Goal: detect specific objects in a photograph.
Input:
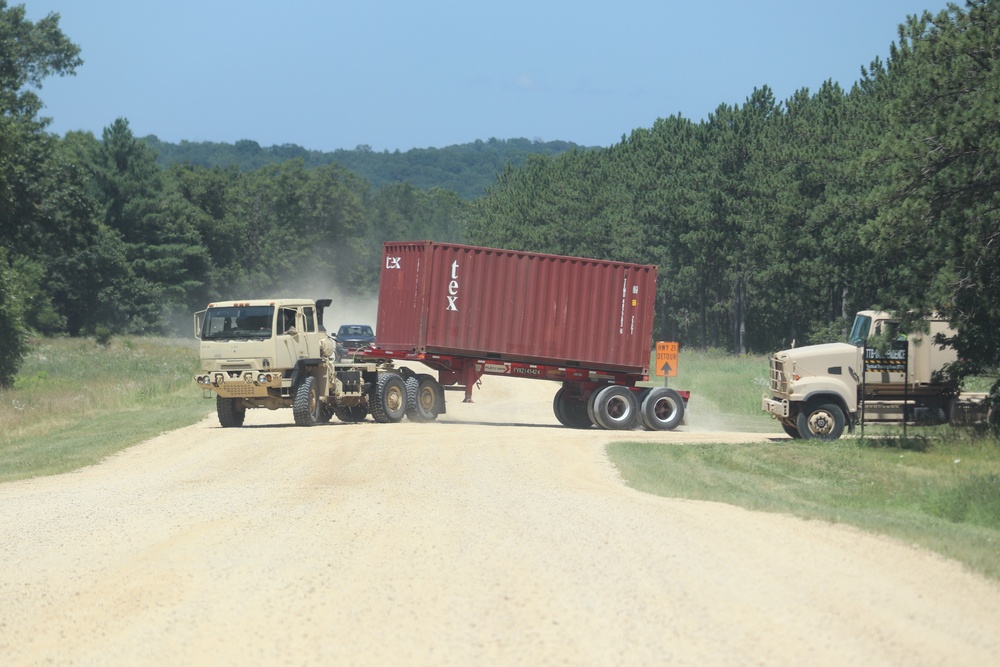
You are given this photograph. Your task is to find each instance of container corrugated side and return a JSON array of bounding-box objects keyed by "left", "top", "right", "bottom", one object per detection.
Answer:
[{"left": 376, "top": 242, "right": 656, "bottom": 373}]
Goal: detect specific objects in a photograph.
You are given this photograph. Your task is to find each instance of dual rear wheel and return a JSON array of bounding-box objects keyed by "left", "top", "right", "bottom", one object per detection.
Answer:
[{"left": 554, "top": 385, "right": 685, "bottom": 431}]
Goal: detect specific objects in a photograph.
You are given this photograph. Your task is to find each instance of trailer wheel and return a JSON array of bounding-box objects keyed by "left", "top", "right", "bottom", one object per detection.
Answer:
[
  {"left": 796, "top": 401, "right": 845, "bottom": 440},
  {"left": 371, "top": 373, "right": 407, "bottom": 423},
  {"left": 293, "top": 375, "right": 322, "bottom": 426},
  {"left": 593, "top": 385, "right": 640, "bottom": 430},
  {"left": 553, "top": 387, "right": 593, "bottom": 429},
  {"left": 406, "top": 374, "right": 442, "bottom": 422},
  {"left": 217, "top": 395, "right": 246, "bottom": 428},
  {"left": 334, "top": 404, "right": 368, "bottom": 423},
  {"left": 639, "top": 387, "right": 685, "bottom": 431},
  {"left": 586, "top": 388, "right": 603, "bottom": 427}
]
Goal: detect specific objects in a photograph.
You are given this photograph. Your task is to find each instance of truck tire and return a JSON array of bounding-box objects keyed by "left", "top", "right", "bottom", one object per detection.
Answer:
[
  {"left": 796, "top": 401, "right": 845, "bottom": 440},
  {"left": 371, "top": 373, "right": 407, "bottom": 423},
  {"left": 334, "top": 404, "right": 368, "bottom": 423},
  {"left": 780, "top": 421, "right": 802, "bottom": 439},
  {"left": 319, "top": 404, "right": 334, "bottom": 423},
  {"left": 293, "top": 375, "right": 322, "bottom": 426},
  {"left": 553, "top": 387, "right": 593, "bottom": 429},
  {"left": 217, "top": 395, "right": 246, "bottom": 428},
  {"left": 405, "top": 374, "right": 442, "bottom": 422},
  {"left": 593, "top": 385, "right": 640, "bottom": 430},
  {"left": 639, "top": 387, "right": 685, "bottom": 431}
]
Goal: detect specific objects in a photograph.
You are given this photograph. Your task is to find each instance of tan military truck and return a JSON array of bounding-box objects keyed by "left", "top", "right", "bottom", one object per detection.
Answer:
[
  {"left": 762, "top": 310, "right": 995, "bottom": 439},
  {"left": 194, "top": 298, "right": 417, "bottom": 427}
]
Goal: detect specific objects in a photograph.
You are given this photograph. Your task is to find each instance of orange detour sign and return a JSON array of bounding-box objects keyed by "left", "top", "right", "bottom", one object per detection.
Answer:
[{"left": 655, "top": 341, "right": 678, "bottom": 378}]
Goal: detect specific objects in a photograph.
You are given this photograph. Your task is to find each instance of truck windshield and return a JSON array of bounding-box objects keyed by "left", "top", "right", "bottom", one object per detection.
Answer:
[
  {"left": 848, "top": 315, "right": 872, "bottom": 347},
  {"left": 201, "top": 306, "right": 274, "bottom": 340}
]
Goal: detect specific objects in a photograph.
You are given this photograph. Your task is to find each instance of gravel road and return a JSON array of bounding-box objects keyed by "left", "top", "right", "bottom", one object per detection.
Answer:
[{"left": 2, "top": 375, "right": 999, "bottom": 666}]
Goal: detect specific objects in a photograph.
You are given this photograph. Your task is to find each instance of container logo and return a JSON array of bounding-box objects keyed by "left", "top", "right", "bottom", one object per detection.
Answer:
[
  {"left": 386, "top": 256, "right": 401, "bottom": 269},
  {"left": 446, "top": 260, "right": 460, "bottom": 311}
]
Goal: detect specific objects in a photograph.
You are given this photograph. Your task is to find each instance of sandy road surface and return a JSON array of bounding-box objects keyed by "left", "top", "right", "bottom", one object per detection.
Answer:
[{"left": 2, "top": 377, "right": 999, "bottom": 666}]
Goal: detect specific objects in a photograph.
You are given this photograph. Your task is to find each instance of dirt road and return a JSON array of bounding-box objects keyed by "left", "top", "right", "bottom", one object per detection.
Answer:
[{"left": 2, "top": 376, "right": 999, "bottom": 666}]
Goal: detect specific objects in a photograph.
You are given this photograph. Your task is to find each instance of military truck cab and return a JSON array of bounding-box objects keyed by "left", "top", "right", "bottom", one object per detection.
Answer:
[{"left": 762, "top": 310, "right": 992, "bottom": 439}]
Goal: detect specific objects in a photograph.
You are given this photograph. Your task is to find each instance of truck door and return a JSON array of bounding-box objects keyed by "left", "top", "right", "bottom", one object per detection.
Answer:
[{"left": 278, "top": 306, "right": 318, "bottom": 360}]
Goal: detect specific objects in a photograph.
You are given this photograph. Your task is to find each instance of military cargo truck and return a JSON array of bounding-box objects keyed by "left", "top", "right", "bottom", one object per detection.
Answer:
[
  {"left": 194, "top": 298, "right": 411, "bottom": 427},
  {"left": 762, "top": 310, "right": 996, "bottom": 439}
]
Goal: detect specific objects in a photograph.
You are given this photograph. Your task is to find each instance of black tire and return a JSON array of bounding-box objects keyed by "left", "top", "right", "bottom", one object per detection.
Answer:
[
  {"left": 371, "top": 373, "right": 407, "bottom": 423},
  {"left": 553, "top": 387, "right": 593, "bottom": 429},
  {"left": 293, "top": 375, "right": 322, "bottom": 426},
  {"left": 553, "top": 387, "right": 569, "bottom": 426},
  {"left": 780, "top": 421, "right": 801, "bottom": 438},
  {"left": 319, "top": 403, "right": 334, "bottom": 423},
  {"left": 406, "top": 374, "right": 442, "bottom": 422},
  {"left": 216, "top": 395, "right": 246, "bottom": 428},
  {"left": 639, "top": 387, "right": 685, "bottom": 431},
  {"left": 593, "top": 385, "right": 640, "bottom": 430},
  {"left": 796, "top": 401, "right": 845, "bottom": 440},
  {"left": 587, "top": 387, "right": 604, "bottom": 427},
  {"left": 334, "top": 404, "right": 368, "bottom": 422}
]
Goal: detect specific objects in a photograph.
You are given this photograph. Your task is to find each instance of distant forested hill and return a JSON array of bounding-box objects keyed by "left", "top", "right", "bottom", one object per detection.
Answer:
[{"left": 143, "top": 136, "right": 589, "bottom": 200}]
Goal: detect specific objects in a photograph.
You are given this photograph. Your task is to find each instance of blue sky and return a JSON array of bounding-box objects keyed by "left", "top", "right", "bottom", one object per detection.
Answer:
[{"left": 26, "top": 0, "right": 945, "bottom": 152}]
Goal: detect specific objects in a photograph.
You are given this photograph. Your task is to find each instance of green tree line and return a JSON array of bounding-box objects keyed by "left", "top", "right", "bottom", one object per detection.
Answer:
[
  {"left": 1, "top": 1, "right": 998, "bottom": 397},
  {"left": 145, "top": 136, "right": 584, "bottom": 200}
]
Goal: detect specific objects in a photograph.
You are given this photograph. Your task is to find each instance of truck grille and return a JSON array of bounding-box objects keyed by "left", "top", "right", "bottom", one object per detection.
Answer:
[
  {"left": 224, "top": 383, "right": 260, "bottom": 397},
  {"left": 769, "top": 358, "right": 788, "bottom": 393}
]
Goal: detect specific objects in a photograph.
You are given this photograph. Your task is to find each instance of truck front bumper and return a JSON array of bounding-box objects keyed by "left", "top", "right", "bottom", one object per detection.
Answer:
[
  {"left": 195, "top": 370, "right": 283, "bottom": 399},
  {"left": 762, "top": 394, "right": 790, "bottom": 418}
]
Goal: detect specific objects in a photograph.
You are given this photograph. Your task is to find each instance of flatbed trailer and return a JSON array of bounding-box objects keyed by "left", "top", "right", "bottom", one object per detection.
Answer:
[{"left": 361, "top": 241, "right": 690, "bottom": 430}]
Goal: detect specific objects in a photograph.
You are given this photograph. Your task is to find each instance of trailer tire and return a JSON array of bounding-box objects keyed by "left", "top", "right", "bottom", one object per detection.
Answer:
[
  {"left": 334, "top": 404, "right": 368, "bottom": 423},
  {"left": 796, "top": 401, "right": 845, "bottom": 440},
  {"left": 553, "top": 387, "right": 593, "bottom": 429},
  {"left": 293, "top": 375, "right": 322, "bottom": 426},
  {"left": 586, "top": 388, "right": 603, "bottom": 427},
  {"left": 639, "top": 387, "right": 685, "bottom": 431},
  {"left": 406, "top": 374, "right": 441, "bottom": 422},
  {"left": 371, "top": 373, "right": 407, "bottom": 423},
  {"left": 217, "top": 395, "right": 246, "bottom": 428},
  {"left": 593, "top": 385, "right": 640, "bottom": 430}
]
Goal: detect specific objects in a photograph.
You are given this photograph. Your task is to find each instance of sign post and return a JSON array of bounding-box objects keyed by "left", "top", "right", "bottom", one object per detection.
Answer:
[
  {"left": 862, "top": 339, "right": 909, "bottom": 439},
  {"left": 655, "top": 341, "right": 678, "bottom": 387}
]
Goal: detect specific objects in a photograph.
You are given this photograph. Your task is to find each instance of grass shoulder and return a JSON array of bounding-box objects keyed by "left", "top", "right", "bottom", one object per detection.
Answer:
[
  {"left": 613, "top": 348, "right": 1000, "bottom": 581},
  {"left": 0, "top": 336, "right": 212, "bottom": 482}
]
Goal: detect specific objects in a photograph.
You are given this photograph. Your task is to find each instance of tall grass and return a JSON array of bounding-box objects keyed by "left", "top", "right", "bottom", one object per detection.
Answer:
[
  {"left": 0, "top": 336, "right": 211, "bottom": 482},
  {"left": 616, "top": 348, "right": 1000, "bottom": 580}
]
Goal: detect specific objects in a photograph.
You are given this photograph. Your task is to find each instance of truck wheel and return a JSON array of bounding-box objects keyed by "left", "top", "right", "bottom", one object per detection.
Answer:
[
  {"left": 293, "top": 375, "right": 322, "bottom": 426},
  {"left": 406, "top": 374, "right": 442, "bottom": 422},
  {"left": 217, "top": 395, "right": 246, "bottom": 428},
  {"left": 319, "top": 404, "right": 334, "bottom": 423},
  {"left": 371, "top": 373, "right": 407, "bottom": 423},
  {"left": 553, "top": 387, "right": 593, "bottom": 429},
  {"left": 796, "top": 402, "right": 845, "bottom": 440},
  {"left": 640, "top": 387, "right": 684, "bottom": 431},
  {"left": 334, "top": 405, "right": 368, "bottom": 423},
  {"left": 593, "top": 385, "right": 640, "bottom": 430}
]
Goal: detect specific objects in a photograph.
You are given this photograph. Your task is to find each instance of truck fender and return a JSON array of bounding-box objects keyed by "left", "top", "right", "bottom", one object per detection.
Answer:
[
  {"left": 798, "top": 391, "right": 851, "bottom": 419},
  {"left": 792, "top": 377, "right": 857, "bottom": 413},
  {"left": 289, "top": 358, "right": 324, "bottom": 393}
]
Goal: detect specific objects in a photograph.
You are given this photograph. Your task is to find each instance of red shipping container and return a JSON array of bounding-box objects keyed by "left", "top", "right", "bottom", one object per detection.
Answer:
[{"left": 375, "top": 242, "right": 657, "bottom": 374}]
